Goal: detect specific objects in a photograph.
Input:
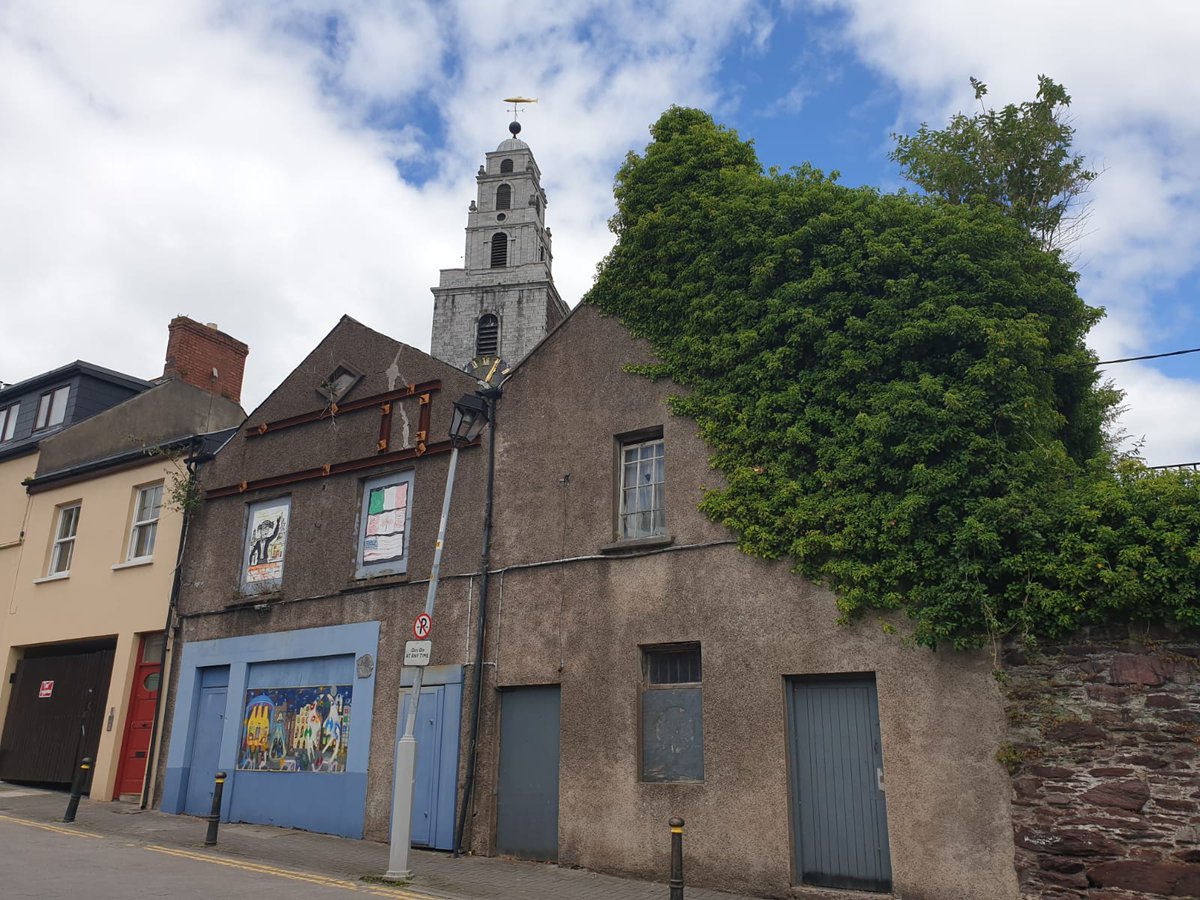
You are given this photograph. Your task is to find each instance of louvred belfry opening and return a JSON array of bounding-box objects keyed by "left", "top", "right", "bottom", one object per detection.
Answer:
[
  {"left": 496, "top": 184, "right": 512, "bottom": 210},
  {"left": 476, "top": 314, "right": 499, "bottom": 356},
  {"left": 490, "top": 233, "right": 508, "bottom": 267}
]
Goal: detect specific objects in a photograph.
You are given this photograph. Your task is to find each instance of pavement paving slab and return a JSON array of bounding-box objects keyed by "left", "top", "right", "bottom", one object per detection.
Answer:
[{"left": 0, "top": 783, "right": 773, "bottom": 900}]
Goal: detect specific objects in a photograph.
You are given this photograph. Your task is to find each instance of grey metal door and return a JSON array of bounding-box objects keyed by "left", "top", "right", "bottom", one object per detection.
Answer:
[
  {"left": 495, "top": 685, "right": 560, "bottom": 861},
  {"left": 787, "top": 674, "right": 891, "bottom": 892}
]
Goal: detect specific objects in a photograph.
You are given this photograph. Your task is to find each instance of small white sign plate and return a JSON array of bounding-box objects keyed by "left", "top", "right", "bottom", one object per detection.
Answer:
[{"left": 404, "top": 640, "right": 432, "bottom": 667}]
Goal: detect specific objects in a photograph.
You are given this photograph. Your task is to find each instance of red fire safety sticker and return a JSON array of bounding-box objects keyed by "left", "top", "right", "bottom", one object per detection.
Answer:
[{"left": 38, "top": 680, "right": 54, "bottom": 698}]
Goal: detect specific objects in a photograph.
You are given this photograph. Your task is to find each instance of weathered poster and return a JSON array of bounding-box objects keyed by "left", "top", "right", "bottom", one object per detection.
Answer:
[
  {"left": 363, "top": 481, "right": 408, "bottom": 564},
  {"left": 239, "top": 684, "right": 352, "bottom": 773},
  {"left": 245, "top": 503, "right": 288, "bottom": 584}
]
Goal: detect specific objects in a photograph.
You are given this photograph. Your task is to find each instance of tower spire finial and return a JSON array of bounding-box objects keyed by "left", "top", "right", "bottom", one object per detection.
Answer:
[{"left": 504, "top": 96, "right": 537, "bottom": 137}]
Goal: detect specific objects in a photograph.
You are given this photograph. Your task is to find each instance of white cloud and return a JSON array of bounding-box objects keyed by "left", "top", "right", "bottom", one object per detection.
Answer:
[
  {"left": 0, "top": 0, "right": 763, "bottom": 414},
  {"left": 807, "top": 0, "right": 1200, "bottom": 463}
]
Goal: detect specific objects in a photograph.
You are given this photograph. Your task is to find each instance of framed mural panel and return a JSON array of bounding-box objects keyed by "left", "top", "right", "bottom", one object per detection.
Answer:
[
  {"left": 242, "top": 496, "right": 291, "bottom": 591},
  {"left": 238, "top": 684, "right": 352, "bottom": 773},
  {"left": 355, "top": 470, "right": 415, "bottom": 578}
]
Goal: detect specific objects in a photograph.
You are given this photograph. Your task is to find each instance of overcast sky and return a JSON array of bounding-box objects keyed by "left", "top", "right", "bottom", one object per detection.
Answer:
[{"left": 3, "top": 1, "right": 1199, "bottom": 464}]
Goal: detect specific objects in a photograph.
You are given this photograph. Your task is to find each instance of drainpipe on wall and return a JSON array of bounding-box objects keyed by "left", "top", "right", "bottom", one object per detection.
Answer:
[
  {"left": 453, "top": 390, "right": 499, "bottom": 856},
  {"left": 139, "top": 437, "right": 200, "bottom": 809}
]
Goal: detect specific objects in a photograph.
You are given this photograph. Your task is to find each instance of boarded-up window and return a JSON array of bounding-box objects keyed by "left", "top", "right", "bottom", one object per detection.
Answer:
[
  {"left": 496, "top": 183, "right": 512, "bottom": 210},
  {"left": 641, "top": 644, "right": 703, "bottom": 782},
  {"left": 500, "top": 158, "right": 514, "bottom": 173},
  {"left": 476, "top": 314, "right": 499, "bottom": 357},
  {"left": 490, "top": 233, "right": 507, "bottom": 268},
  {"left": 356, "top": 471, "right": 414, "bottom": 578},
  {"left": 242, "top": 497, "right": 290, "bottom": 591}
]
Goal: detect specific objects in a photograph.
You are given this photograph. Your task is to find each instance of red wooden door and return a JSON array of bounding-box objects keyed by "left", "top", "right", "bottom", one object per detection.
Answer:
[{"left": 115, "top": 636, "right": 162, "bottom": 798}]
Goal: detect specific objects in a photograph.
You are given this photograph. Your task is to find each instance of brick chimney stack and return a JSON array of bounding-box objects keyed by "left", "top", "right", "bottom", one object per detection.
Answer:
[{"left": 161, "top": 317, "right": 249, "bottom": 403}]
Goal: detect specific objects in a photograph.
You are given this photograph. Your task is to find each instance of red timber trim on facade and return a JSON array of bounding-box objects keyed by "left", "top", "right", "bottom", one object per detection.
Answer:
[
  {"left": 204, "top": 437, "right": 478, "bottom": 498},
  {"left": 242, "top": 380, "right": 442, "bottom": 441},
  {"left": 207, "top": 379, "right": 466, "bottom": 499}
]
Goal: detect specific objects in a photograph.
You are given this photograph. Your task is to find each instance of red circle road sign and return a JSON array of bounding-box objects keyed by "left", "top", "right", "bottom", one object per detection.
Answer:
[{"left": 413, "top": 612, "right": 432, "bottom": 640}]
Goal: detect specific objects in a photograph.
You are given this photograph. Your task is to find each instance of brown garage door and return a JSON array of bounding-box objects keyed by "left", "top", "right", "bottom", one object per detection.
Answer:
[{"left": 0, "top": 647, "right": 115, "bottom": 785}]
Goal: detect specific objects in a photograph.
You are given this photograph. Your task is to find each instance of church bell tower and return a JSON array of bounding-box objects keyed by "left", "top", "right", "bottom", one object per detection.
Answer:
[{"left": 430, "top": 119, "right": 568, "bottom": 370}]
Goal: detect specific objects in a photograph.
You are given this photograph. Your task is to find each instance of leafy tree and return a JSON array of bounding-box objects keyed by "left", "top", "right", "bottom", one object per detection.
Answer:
[
  {"left": 890, "top": 77, "right": 1095, "bottom": 253},
  {"left": 589, "top": 107, "right": 1199, "bottom": 649}
]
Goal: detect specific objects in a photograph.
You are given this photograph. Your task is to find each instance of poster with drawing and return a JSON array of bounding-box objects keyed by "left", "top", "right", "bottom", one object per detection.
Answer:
[
  {"left": 362, "top": 481, "right": 408, "bottom": 565},
  {"left": 245, "top": 501, "right": 289, "bottom": 584},
  {"left": 238, "top": 684, "right": 352, "bottom": 773}
]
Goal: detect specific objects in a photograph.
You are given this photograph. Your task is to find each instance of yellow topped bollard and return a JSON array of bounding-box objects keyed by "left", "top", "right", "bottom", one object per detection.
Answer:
[{"left": 669, "top": 817, "right": 685, "bottom": 899}]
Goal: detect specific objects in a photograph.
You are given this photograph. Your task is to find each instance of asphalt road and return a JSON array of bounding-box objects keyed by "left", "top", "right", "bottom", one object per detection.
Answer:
[{"left": 0, "top": 816, "right": 432, "bottom": 900}]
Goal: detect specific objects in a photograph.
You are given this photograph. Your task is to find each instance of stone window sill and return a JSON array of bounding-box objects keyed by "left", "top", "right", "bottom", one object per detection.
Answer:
[
  {"left": 112, "top": 557, "right": 153, "bottom": 571},
  {"left": 33, "top": 572, "right": 70, "bottom": 584},
  {"left": 599, "top": 534, "right": 674, "bottom": 554}
]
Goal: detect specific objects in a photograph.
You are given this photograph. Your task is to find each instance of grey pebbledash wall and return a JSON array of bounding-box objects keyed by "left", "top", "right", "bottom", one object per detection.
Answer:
[{"left": 1001, "top": 628, "right": 1200, "bottom": 898}]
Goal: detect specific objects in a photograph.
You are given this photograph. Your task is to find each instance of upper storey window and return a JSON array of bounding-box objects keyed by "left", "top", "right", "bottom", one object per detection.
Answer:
[
  {"left": 476, "top": 314, "right": 499, "bottom": 356},
  {"left": 620, "top": 435, "right": 666, "bottom": 540},
  {"left": 500, "top": 158, "right": 514, "bottom": 173},
  {"left": 34, "top": 385, "right": 69, "bottom": 431},
  {"left": 496, "top": 183, "right": 512, "bottom": 210},
  {"left": 0, "top": 403, "right": 18, "bottom": 442},
  {"left": 490, "top": 233, "right": 508, "bottom": 268}
]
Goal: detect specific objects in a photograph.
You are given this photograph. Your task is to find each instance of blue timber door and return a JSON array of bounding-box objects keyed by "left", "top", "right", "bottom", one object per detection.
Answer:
[
  {"left": 787, "top": 674, "right": 892, "bottom": 892},
  {"left": 183, "top": 666, "right": 229, "bottom": 816},
  {"left": 495, "top": 685, "right": 560, "bottom": 861},
  {"left": 399, "top": 675, "right": 463, "bottom": 850}
]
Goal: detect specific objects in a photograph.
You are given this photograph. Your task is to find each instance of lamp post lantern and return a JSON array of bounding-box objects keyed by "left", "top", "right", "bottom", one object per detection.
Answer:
[{"left": 386, "top": 393, "right": 490, "bottom": 880}]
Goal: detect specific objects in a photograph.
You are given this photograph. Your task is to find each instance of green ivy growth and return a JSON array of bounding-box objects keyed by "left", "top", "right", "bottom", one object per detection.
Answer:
[{"left": 587, "top": 107, "right": 1200, "bottom": 649}]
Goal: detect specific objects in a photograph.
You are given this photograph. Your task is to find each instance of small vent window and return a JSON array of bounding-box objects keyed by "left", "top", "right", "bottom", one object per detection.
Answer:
[
  {"left": 490, "top": 233, "right": 507, "bottom": 268},
  {"left": 319, "top": 364, "right": 361, "bottom": 403},
  {"left": 496, "top": 183, "right": 511, "bottom": 210},
  {"left": 500, "top": 158, "right": 514, "bottom": 173},
  {"left": 476, "top": 314, "right": 499, "bottom": 357}
]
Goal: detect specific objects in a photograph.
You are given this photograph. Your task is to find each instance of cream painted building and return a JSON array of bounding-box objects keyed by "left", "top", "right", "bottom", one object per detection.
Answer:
[{"left": 0, "top": 320, "right": 246, "bottom": 801}]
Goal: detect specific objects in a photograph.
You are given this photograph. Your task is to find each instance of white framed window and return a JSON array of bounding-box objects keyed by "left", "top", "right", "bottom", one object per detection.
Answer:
[
  {"left": 34, "top": 386, "right": 69, "bottom": 431},
  {"left": 0, "top": 403, "right": 18, "bottom": 442},
  {"left": 49, "top": 503, "right": 81, "bottom": 576},
  {"left": 127, "top": 483, "right": 163, "bottom": 561},
  {"left": 242, "top": 497, "right": 291, "bottom": 591},
  {"left": 356, "top": 471, "right": 414, "bottom": 578},
  {"left": 619, "top": 435, "right": 666, "bottom": 540}
]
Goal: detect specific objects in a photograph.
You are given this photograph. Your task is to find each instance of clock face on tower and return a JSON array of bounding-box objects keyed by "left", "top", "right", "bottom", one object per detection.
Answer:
[{"left": 465, "top": 355, "right": 511, "bottom": 389}]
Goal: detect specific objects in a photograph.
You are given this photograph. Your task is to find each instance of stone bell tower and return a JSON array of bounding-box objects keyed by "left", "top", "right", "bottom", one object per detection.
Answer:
[{"left": 430, "top": 120, "right": 568, "bottom": 370}]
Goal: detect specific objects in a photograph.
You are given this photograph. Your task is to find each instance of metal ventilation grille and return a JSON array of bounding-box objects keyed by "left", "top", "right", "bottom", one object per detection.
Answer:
[
  {"left": 476, "top": 315, "right": 499, "bottom": 356},
  {"left": 496, "top": 183, "right": 511, "bottom": 209},
  {"left": 490, "top": 233, "right": 507, "bottom": 267}
]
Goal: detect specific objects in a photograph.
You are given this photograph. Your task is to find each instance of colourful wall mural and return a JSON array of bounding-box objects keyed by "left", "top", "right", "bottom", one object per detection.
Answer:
[{"left": 238, "top": 684, "right": 351, "bottom": 773}]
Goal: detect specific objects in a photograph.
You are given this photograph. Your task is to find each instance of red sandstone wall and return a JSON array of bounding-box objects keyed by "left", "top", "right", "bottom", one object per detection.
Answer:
[{"left": 1003, "top": 632, "right": 1200, "bottom": 898}]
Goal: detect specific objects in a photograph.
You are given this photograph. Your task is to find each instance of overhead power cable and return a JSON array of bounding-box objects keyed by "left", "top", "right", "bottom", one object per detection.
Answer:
[{"left": 1093, "top": 347, "right": 1200, "bottom": 366}]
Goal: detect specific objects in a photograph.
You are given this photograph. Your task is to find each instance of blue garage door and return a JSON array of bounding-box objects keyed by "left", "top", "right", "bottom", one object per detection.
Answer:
[{"left": 399, "top": 671, "right": 463, "bottom": 850}]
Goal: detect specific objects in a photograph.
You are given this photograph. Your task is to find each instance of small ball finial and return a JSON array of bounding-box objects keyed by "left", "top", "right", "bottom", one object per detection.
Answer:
[{"left": 509, "top": 120, "right": 522, "bottom": 137}]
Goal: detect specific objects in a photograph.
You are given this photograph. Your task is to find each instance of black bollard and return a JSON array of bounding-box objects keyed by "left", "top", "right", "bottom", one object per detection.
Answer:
[
  {"left": 204, "top": 771, "right": 227, "bottom": 846},
  {"left": 669, "top": 817, "right": 685, "bottom": 900},
  {"left": 63, "top": 757, "right": 92, "bottom": 823}
]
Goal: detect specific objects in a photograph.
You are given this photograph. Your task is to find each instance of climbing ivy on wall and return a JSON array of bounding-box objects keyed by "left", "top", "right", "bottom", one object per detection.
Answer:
[{"left": 588, "top": 107, "right": 1200, "bottom": 649}]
